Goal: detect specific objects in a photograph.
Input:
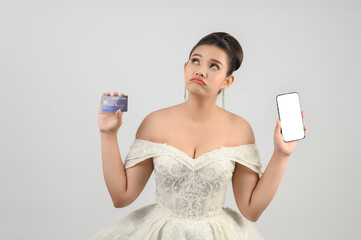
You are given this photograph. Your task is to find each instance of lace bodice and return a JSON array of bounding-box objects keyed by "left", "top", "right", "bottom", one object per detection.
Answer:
[{"left": 124, "top": 139, "right": 264, "bottom": 221}]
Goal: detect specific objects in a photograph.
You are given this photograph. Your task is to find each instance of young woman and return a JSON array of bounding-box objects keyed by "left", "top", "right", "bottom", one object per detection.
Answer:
[{"left": 92, "top": 32, "right": 307, "bottom": 239}]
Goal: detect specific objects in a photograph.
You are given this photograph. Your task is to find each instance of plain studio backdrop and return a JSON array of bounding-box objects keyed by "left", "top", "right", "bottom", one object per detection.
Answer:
[{"left": 1, "top": 0, "right": 360, "bottom": 239}]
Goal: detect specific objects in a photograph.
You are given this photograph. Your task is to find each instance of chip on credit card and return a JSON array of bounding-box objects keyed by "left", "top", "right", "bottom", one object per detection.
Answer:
[{"left": 102, "top": 95, "right": 128, "bottom": 112}]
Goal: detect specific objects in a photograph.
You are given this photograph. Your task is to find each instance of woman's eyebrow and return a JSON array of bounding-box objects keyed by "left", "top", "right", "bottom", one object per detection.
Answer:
[{"left": 191, "top": 53, "right": 223, "bottom": 66}]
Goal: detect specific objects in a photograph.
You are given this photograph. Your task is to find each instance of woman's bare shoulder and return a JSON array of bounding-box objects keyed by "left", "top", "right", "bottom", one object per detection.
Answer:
[
  {"left": 135, "top": 104, "right": 180, "bottom": 141},
  {"left": 224, "top": 111, "right": 256, "bottom": 145},
  {"left": 149, "top": 104, "right": 184, "bottom": 121},
  {"left": 226, "top": 111, "right": 248, "bottom": 124}
]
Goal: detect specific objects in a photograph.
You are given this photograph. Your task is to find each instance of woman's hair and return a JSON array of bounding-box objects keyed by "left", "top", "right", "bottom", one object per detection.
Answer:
[{"left": 188, "top": 32, "right": 243, "bottom": 95}]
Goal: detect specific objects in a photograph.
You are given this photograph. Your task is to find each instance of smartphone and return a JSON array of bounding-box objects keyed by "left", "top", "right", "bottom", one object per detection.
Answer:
[{"left": 276, "top": 92, "right": 305, "bottom": 142}]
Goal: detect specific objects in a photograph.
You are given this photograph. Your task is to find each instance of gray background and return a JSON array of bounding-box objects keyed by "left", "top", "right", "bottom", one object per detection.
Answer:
[{"left": 1, "top": 0, "right": 360, "bottom": 239}]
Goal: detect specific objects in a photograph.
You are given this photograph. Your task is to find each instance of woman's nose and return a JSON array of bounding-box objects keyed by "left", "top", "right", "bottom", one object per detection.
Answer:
[{"left": 196, "top": 68, "right": 206, "bottom": 78}]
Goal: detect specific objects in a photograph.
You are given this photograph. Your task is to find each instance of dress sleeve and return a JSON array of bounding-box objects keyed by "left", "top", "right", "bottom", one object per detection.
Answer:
[
  {"left": 124, "top": 139, "right": 160, "bottom": 169},
  {"left": 227, "top": 144, "right": 264, "bottom": 175}
]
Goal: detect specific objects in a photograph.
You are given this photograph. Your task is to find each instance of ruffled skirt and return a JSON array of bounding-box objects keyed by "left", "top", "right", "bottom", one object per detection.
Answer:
[{"left": 91, "top": 203, "right": 264, "bottom": 240}]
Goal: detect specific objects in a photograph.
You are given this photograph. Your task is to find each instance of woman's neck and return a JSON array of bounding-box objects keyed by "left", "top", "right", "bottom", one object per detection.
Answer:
[{"left": 182, "top": 94, "right": 223, "bottom": 123}]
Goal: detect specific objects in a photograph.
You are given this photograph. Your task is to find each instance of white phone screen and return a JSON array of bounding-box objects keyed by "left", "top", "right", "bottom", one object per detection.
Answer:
[{"left": 276, "top": 92, "right": 305, "bottom": 142}]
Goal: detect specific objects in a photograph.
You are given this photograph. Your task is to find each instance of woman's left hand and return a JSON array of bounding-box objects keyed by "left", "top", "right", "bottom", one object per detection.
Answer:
[{"left": 273, "top": 111, "right": 307, "bottom": 157}]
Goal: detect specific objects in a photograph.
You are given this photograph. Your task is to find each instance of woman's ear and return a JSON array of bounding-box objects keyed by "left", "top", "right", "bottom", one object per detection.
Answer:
[
  {"left": 226, "top": 75, "right": 234, "bottom": 87},
  {"left": 224, "top": 75, "right": 234, "bottom": 89}
]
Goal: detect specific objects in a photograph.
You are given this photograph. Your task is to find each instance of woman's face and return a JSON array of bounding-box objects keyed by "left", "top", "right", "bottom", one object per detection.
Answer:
[{"left": 184, "top": 44, "right": 234, "bottom": 96}]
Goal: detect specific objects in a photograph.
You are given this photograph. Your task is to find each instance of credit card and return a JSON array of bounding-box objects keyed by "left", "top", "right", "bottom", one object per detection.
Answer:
[{"left": 102, "top": 95, "right": 128, "bottom": 112}]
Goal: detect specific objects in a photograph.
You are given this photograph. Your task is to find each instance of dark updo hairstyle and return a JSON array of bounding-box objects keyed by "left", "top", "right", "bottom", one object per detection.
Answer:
[{"left": 188, "top": 32, "right": 243, "bottom": 95}]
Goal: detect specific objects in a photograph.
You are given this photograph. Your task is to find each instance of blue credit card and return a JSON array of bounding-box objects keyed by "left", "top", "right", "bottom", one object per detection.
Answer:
[{"left": 102, "top": 95, "right": 128, "bottom": 112}]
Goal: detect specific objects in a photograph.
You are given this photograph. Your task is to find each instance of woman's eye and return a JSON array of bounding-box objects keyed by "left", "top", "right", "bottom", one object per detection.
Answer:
[
  {"left": 191, "top": 58, "right": 219, "bottom": 70},
  {"left": 210, "top": 64, "right": 219, "bottom": 70}
]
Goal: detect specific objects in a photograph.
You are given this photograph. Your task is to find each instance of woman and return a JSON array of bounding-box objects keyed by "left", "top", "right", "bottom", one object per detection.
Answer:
[{"left": 93, "top": 32, "right": 307, "bottom": 239}]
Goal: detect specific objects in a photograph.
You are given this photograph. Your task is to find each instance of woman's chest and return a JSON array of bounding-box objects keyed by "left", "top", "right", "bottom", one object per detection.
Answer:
[
  {"left": 155, "top": 117, "right": 239, "bottom": 160},
  {"left": 167, "top": 134, "right": 228, "bottom": 159}
]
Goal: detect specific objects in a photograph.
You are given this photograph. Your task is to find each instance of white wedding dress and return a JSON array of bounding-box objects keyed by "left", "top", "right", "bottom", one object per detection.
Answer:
[{"left": 91, "top": 138, "right": 265, "bottom": 240}]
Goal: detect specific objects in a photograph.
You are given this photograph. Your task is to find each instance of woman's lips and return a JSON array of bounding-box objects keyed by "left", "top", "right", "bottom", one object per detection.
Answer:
[{"left": 191, "top": 78, "right": 205, "bottom": 85}]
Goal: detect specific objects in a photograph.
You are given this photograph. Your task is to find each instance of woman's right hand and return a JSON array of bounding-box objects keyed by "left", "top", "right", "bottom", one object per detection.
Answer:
[{"left": 98, "top": 92, "right": 125, "bottom": 135}]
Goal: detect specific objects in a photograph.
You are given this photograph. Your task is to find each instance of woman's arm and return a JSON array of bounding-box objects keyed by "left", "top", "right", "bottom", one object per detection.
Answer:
[
  {"left": 232, "top": 126, "right": 289, "bottom": 222},
  {"left": 233, "top": 111, "right": 306, "bottom": 222},
  {"left": 250, "top": 151, "right": 289, "bottom": 220},
  {"left": 100, "top": 133, "right": 128, "bottom": 207},
  {"left": 99, "top": 107, "right": 156, "bottom": 208},
  {"left": 98, "top": 92, "right": 156, "bottom": 208},
  {"left": 100, "top": 132, "right": 154, "bottom": 208}
]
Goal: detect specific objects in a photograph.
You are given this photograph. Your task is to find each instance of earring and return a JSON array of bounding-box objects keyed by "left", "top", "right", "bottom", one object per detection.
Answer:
[
  {"left": 222, "top": 87, "right": 225, "bottom": 110},
  {"left": 184, "top": 85, "right": 187, "bottom": 101}
]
